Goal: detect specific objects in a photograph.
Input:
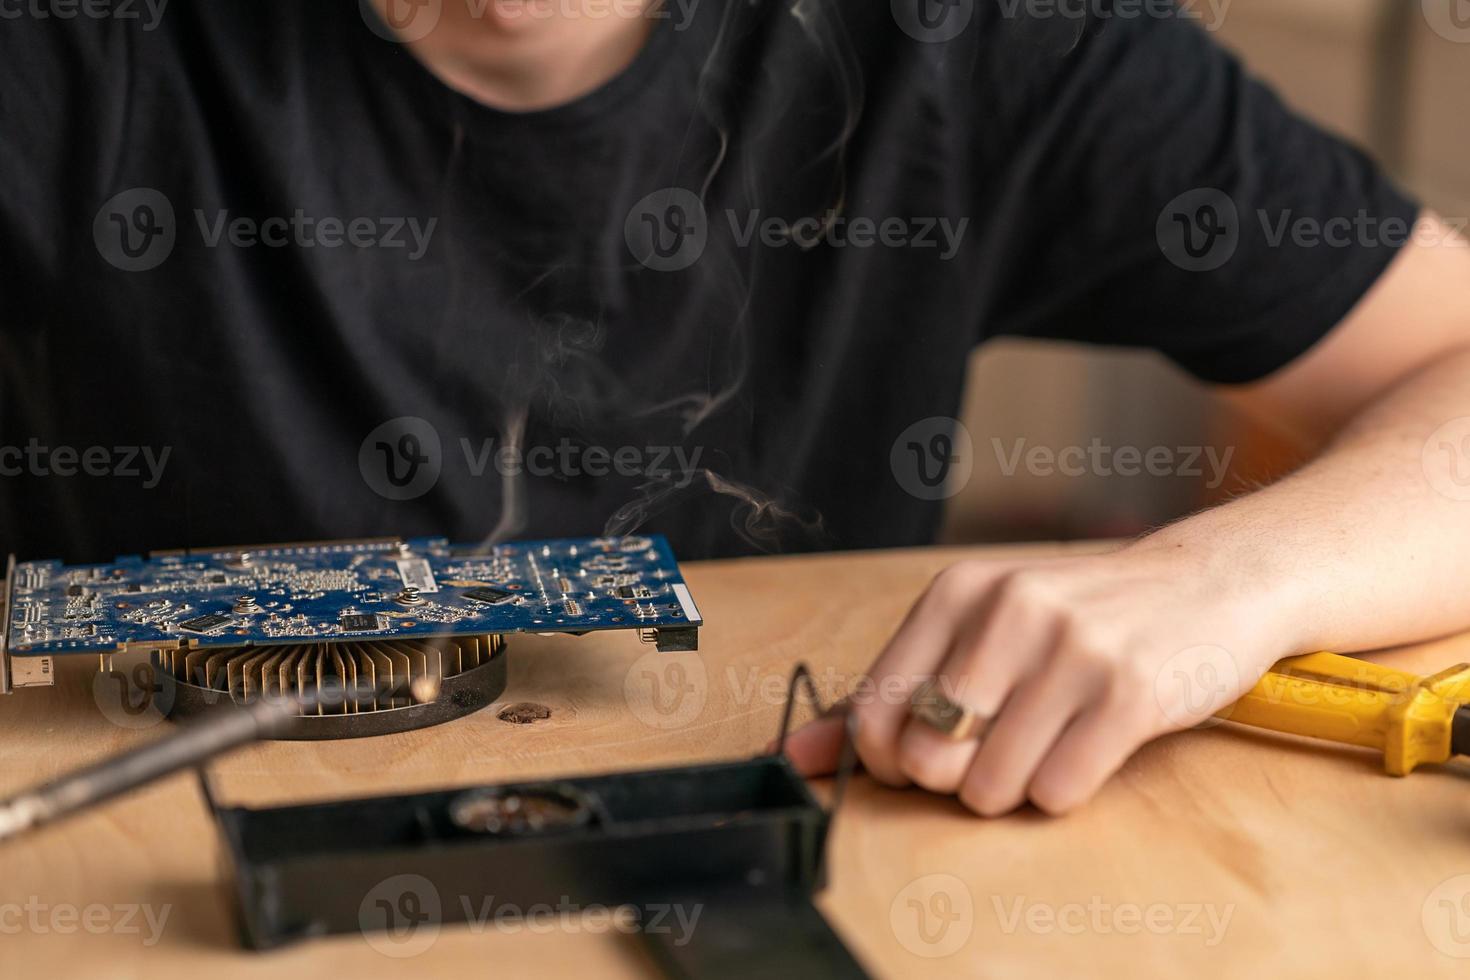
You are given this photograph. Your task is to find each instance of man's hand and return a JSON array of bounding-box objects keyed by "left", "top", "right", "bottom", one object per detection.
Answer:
[
  {"left": 784, "top": 542, "right": 1299, "bottom": 816},
  {"left": 789, "top": 215, "right": 1470, "bottom": 817}
]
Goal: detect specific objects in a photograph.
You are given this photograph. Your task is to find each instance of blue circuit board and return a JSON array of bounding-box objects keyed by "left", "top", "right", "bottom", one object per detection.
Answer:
[{"left": 3, "top": 535, "right": 701, "bottom": 658}]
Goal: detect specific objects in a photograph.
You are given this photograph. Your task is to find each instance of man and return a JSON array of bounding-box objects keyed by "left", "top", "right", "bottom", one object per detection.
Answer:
[{"left": 3, "top": 1, "right": 1469, "bottom": 816}]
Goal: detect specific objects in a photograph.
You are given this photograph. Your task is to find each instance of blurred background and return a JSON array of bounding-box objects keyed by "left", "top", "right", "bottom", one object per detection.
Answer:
[{"left": 942, "top": 0, "right": 1470, "bottom": 544}]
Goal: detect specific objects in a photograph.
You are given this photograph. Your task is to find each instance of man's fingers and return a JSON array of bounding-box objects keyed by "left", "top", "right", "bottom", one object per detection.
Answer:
[
  {"left": 851, "top": 562, "right": 1010, "bottom": 786},
  {"left": 895, "top": 717, "right": 980, "bottom": 794},
  {"left": 959, "top": 660, "right": 1096, "bottom": 817},
  {"left": 782, "top": 712, "right": 849, "bottom": 777},
  {"left": 893, "top": 592, "right": 1048, "bottom": 793},
  {"left": 1025, "top": 702, "right": 1158, "bottom": 815}
]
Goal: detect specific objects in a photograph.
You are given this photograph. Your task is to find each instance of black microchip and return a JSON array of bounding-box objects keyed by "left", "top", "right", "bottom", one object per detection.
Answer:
[
  {"left": 338, "top": 613, "right": 382, "bottom": 633},
  {"left": 177, "top": 612, "right": 232, "bottom": 635},
  {"left": 616, "top": 586, "right": 635, "bottom": 599},
  {"left": 463, "top": 586, "right": 517, "bottom": 605}
]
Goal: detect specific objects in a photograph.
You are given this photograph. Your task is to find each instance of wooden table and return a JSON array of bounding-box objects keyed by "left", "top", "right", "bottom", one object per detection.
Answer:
[{"left": 5, "top": 542, "right": 1470, "bottom": 978}]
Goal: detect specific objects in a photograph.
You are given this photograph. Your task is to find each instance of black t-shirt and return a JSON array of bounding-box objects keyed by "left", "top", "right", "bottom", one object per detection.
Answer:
[{"left": 0, "top": 1, "right": 1417, "bottom": 562}]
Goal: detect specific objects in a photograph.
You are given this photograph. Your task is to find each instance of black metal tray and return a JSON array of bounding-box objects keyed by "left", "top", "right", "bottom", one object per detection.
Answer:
[{"left": 203, "top": 666, "right": 869, "bottom": 979}]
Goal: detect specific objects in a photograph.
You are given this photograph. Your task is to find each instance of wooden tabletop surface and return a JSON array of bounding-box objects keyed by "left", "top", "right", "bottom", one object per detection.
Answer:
[{"left": 5, "top": 541, "right": 1470, "bottom": 978}]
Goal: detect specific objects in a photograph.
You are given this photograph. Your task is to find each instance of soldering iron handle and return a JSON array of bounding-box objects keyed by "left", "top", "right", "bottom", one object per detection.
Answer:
[
  {"left": 0, "top": 678, "right": 423, "bottom": 844},
  {"left": 0, "top": 692, "right": 297, "bottom": 843}
]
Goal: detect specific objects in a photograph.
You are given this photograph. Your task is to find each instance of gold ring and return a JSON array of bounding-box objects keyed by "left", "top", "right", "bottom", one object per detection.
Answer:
[{"left": 909, "top": 677, "right": 990, "bottom": 741}]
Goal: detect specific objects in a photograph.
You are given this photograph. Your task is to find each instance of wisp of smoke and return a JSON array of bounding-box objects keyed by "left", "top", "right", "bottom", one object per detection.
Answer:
[
  {"left": 456, "top": 0, "right": 863, "bottom": 554},
  {"left": 604, "top": 468, "right": 826, "bottom": 553}
]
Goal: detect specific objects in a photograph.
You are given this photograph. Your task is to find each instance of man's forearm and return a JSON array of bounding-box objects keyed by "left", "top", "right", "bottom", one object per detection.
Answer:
[{"left": 1142, "top": 345, "right": 1470, "bottom": 655}]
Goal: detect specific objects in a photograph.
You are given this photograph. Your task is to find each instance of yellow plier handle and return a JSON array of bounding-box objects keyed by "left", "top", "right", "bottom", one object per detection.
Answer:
[{"left": 1219, "top": 652, "right": 1470, "bottom": 775}]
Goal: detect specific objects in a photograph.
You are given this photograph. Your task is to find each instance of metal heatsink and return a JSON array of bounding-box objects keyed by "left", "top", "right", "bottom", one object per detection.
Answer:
[{"left": 148, "top": 633, "right": 508, "bottom": 739}]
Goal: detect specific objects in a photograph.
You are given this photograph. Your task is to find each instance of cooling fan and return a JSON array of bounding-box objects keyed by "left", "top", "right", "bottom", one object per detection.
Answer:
[{"left": 0, "top": 535, "right": 701, "bottom": 738}]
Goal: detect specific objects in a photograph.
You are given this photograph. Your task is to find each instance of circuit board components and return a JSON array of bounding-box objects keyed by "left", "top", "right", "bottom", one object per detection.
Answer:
[{"left": 0, "top": 535, "right": 702, "bottom": 737}]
